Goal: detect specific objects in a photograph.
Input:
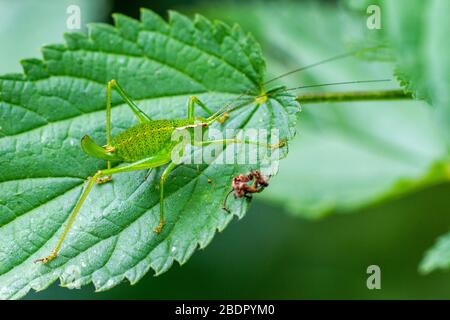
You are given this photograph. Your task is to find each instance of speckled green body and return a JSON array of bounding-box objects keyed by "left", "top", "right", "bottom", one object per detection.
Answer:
[{"left": 111, "top": 119, "right": 192, "bottom": 162}]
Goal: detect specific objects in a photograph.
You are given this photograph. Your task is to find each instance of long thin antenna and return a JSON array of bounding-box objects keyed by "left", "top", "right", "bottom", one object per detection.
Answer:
[
  {"left": 218, "top": 79, "right": 392, "bottom": 116},
  {"left": 208, "top": 49, "right": 369, "bottom": 121},
  {"left": 282, "top": 79, "right": 392, "bottom": 92},
  {"left": 208, "top": 47, "right": 385, "bottom": 122},
  {"left": 263, "top": 46, "right": 384, "bottom": 86},
  {"left": 263, "top": 51, "right": 356, "bottom": 86}
]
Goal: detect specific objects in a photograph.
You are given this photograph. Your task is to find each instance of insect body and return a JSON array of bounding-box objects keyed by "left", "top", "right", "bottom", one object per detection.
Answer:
[
  {"left": 35, "top": 79, "right": 281, "bottom": 263},
  {"left": 111, "top": 120, "right": 191, "bottom": 162}
]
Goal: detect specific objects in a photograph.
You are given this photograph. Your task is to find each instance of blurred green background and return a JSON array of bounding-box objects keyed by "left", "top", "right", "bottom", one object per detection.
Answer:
[
  {"left": 1, "top": 0, "right": 449, "bottom": 299},
  {"left": 27, "top": 184, "right": 450, "bottom": 299}
]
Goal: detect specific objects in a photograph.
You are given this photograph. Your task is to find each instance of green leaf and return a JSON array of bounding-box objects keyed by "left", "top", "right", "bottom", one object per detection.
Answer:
[
  {"left": 0, "top": 9, "right": 299, "bottom": 299},
  {"left": 204, "top": 2, "right": 450, "bottom": 218},
  {"left": 381, "top": 0, "right": 450, "bottom": 146},
  {"left": 339, "top": 0, "right": 450, "bottom": 273},
  {"left": 378, "top": 0, "right": 450, "bottom": 273},
  {"left": 420, "top": 232, "right": 450, "bottom": 274}
]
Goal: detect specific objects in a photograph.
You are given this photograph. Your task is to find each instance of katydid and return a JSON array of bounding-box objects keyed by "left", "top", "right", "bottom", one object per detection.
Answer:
[
  {"left": 34, "top": 79, "right": 283, "bottom": 263},
  {"left": 35, "top": 51, "right": 391, "bottom": 264}
]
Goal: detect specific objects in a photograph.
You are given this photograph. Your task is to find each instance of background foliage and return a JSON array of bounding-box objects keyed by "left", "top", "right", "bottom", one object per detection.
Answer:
[
  {"left": 204, "top": 1, "right": 449, "bottom": 218},
  {"left": 0, "top": 0, "right": 449, "bottom": 299}
]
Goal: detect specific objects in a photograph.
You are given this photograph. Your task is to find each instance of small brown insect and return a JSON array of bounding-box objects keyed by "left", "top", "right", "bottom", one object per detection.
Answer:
[
  {"left": 222, "top": 170, "right": 270, "bottom": 213},
  {"left": 207, "top": 179, "right": 212, "bottom": 184}
]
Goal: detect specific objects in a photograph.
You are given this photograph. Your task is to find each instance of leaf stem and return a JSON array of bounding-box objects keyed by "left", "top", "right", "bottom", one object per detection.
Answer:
[{"left": 296, "top": 89, "right": 412, "bottom": 104}]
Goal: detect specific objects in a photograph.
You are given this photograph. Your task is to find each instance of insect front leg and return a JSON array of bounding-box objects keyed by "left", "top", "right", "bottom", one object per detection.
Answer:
[
  {"left": 99, "top": 80, "right": 154, "bottom": 184},
  {"left": 99, "top": 80, "right": 115, "bottom": 184}
]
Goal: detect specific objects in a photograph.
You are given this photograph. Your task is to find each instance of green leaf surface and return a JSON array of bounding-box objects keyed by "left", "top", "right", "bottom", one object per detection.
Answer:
[
  {"left": 376, "top": 0, "right": 450, "bottom": 273},
  {"left": 0, "top": 10, "right": 299, "bottom": 299},
  {"left": 381, "top": 0, "right": 450, "bottom": 145},
  {"left": 420, "top": 232, "right": 450, "bottom": 274},
  {"left": 205, "top": 2, "right": 449, "bottom": 218}
]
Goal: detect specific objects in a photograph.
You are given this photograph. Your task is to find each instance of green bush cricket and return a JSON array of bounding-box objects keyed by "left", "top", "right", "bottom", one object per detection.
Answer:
[
  {"left": 34, "top": 51, "right": 390, "bottom": 264},
  {"left": 34, "top": 79, "right": 284, "bottom": 263}
]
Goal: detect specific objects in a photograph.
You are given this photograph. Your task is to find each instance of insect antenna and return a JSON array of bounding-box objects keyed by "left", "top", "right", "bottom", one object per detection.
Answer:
[
  {"left": 216, "top": 78, "right": 392, "bottom": 117},
  {"left": 207, "top": 47, "right": 382, "bottom": 122},
  {"left": 279, "top": 79, "right": 392, "bottom": 93},
  {"left": 263, "top": 51, "right": 358, "bottom": 86}
]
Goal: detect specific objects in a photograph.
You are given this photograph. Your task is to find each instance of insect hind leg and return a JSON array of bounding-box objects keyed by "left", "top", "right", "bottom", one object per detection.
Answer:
[
  {"left": 101, "top": 79, "right": 154, "bottom": 184},
  {"left": 35, "top": 154, "right": 172, "bottom": 264},
  {"left": 187, "top": 96, "right": 215, "bottom": 121},
  {"left": 34, "top": 172, "right": 101, "bottom": 264}
]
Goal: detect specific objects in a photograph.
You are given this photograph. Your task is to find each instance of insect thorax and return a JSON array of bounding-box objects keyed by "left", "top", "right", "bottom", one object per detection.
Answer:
[{"left": 111, "top": 119, "right": 192, "bottom": 162}]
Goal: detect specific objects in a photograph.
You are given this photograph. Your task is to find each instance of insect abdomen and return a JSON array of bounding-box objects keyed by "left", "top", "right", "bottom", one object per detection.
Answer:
[{"left": 111, "top": 120, "right": 190, "bottom": 163}]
